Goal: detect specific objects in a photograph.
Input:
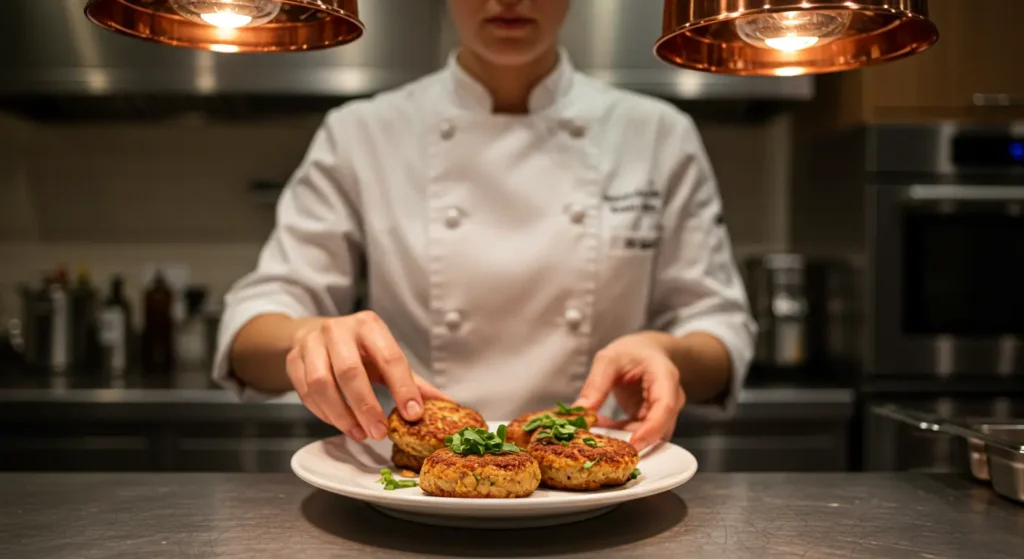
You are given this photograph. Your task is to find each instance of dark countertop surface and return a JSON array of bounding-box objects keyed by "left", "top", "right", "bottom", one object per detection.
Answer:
[{"left": 1, "top": 473, "right": 1021, "bottom": 559}]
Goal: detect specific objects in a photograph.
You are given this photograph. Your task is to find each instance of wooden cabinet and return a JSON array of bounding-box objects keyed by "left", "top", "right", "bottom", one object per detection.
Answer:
[{"left": 821, "top": 0, "right": 1024, "bottom": 124}]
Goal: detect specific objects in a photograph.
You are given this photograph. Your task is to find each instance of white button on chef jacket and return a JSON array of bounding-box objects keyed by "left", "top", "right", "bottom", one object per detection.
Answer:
[{"left": 213, "top": 49, "right": 757, "bottom": 421}]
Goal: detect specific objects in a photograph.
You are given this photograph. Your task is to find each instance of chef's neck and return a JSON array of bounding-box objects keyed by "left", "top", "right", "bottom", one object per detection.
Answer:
[{"left": 456, "top": 47, "right": 560, "bottom": 114}]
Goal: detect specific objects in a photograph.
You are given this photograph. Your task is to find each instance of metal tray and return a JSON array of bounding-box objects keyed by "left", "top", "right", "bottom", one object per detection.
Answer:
[
  {"left": 980, "top": 425, "right": 1024, "bottom": 504},
  {"left": 968, "top": 423, "right": 1024, "bottom": 482},
  {"left": 872, "top": 405, "right": 1024, "bottom": 505}
]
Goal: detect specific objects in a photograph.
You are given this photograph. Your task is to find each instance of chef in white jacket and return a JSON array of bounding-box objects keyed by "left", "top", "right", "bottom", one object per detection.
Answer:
[{"left": 214, "top": 0, "right": 757, "bottom": 452}]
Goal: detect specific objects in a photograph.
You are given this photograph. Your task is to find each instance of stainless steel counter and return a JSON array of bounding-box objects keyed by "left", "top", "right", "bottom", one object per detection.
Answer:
[
  {"left": 0, "top": 383, "right": 855, "bottom": 473},
  {"left": 0, "top": 366, "right": 856, "bottom": 473},
  {"left": 1, "top": 473, "right": 1021, "bottom": 558}
]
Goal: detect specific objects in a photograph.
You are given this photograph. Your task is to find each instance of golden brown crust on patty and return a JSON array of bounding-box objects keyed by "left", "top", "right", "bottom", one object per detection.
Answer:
[
  {"left": 390, "top": 445, "right": 426, "bottom": 473},
  {"left": 528, "top": 431, "right": 639, "bottom": 491},
  {"left": 387, "top": 399, "right": 487, "bottom": 459},
  {"left": 506, "top": 407, "right": 599, "bottom": 449},
  {"left": 419, "top": 449, "right": 541, "bottom": 498}
]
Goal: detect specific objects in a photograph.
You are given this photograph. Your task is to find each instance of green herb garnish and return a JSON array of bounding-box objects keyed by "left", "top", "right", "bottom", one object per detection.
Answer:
[
  {"left": 556, "top": 401, "right": 587, "bottom": 415},
  {"left": 534, "top": 419, "right": 583, "bottom": 445},
  {"left": 523, "top": 413, "right": 553, "bottom": 432},
  {"left": 445, "top": 425, "right": 521, "bottom": 455},
  {"left": 583, "top": 457, "right": 601, "bottom": 470},
  {"left": 535, "top": 429, "right": 570, "bottom": 446},
  {"left": 523, "top": 412, "right": 588, "bottom": 433},
  {"left": 630, "top": 468, "right": 642, "bottom": 480},
  {"left": 377, "top": 468, "right": 418, "bottom": 491},
  {"left": 582, "top": 437, "right": 602, "bottom": 448}
]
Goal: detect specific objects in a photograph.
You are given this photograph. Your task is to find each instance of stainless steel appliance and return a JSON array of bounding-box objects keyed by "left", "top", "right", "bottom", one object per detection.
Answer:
[
  {"left": 744, "top": 253, "right": 861, "bottom": 371},
  {"left": 745, "top": 253, "right": 809, "bottom": 368},
  {"left": 866, "top": 122, "right": 1024, "bottom": 378},
  {"left": 851, "top": 122, "right": 1024, "bottom": 473}
]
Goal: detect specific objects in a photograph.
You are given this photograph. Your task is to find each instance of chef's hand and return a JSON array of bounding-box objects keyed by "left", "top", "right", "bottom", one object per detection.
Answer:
[
  {"left": 573, "top": 332, "right": 686, "bottom": 452},
  {"left": 286, "top": 311, "right": 448, "bottom": 442}
]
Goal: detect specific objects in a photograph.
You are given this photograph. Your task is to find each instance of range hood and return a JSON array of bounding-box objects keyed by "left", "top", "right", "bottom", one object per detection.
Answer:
[{"left": 1, "top": 0, "right": 813, "bottom": 121}]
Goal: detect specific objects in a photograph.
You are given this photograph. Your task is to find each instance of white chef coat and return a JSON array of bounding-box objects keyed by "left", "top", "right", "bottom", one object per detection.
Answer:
[{"left": 213, "top": 48, "right": 757, "bottom": 421}]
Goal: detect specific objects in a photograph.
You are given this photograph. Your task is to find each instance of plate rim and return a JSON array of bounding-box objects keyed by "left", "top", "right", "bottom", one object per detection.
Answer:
[{"left": 290, "top": 424, "right": 698, "bottom": 513}]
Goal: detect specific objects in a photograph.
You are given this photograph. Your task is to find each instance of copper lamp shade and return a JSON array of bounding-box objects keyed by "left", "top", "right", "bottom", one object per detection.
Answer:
[
  {"left": 84, "top": 0, "right": 364, "bottom": 53},
  {"left": 655, "top": 0, "right": 939, "bottom": 76}
]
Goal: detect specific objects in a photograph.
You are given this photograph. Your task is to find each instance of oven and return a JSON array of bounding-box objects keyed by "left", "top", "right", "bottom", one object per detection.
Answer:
[
  {"left": 867, "top": 123, "right": 1024, "bottom": 378},
  {"left": 858, "top": 123, "right": 1024, "bottom": 472}
]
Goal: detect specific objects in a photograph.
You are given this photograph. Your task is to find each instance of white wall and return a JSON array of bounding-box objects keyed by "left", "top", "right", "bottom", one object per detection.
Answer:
[{"left": 0, "top": 109, "right": 794, "bottom": 323}]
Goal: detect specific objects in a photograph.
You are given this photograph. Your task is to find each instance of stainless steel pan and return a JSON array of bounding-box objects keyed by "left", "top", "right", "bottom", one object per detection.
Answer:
[{"left": 872, "top": 405, "right": 1024, "bottom": 505}]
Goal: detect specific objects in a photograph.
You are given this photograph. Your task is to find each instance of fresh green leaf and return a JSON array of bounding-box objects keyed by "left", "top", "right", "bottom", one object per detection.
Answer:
[
  {"left": 583, "top": 457, "right": 601, "bottom": 470},
  {"left": 445, "top": 433, "right": 467, "bottom": 454},
  {"left": 552, "top": 423, "right": 578, "bottom": 441},
  {"left": 583, "top": 437, "right": 601, "bottom": 448},
  {"left": 532, "top": 417, "right": 585, "bottom": 446},
  {"left": 524, "top": 410, "right": 587, "bottom": 433},
  {"left": 462, "top": 429, "right": 485, "bottom": 445},
  {"left": 444, "top": 426, "right": 522, "bottom": 456},
  {"left": 523, "top": 413, "right": 554, "bottom": 432},
  {"left": 377, "top": 468, "right": 418, "bottom": 491},
  {"left": 556, "top": 401, "right": 587, "bottom": 415},
  {"left": 630, "top": 468, "right": 642, "bottom": 480}
]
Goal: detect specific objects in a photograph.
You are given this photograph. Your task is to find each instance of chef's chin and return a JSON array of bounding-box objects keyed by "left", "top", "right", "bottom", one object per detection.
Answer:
[{"left": 474, "top": 35, "right": 552, "bottom": 67}]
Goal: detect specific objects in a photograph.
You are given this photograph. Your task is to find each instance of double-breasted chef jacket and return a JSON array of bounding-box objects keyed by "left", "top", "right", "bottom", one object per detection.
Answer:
[{"left": 213, "top": 49, "right": 758, "bottom": 421}]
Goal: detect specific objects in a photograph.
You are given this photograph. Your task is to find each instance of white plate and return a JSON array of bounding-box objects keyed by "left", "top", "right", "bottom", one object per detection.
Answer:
[{"left": 290, "top": 421, "right": 698, "bottom": 529}]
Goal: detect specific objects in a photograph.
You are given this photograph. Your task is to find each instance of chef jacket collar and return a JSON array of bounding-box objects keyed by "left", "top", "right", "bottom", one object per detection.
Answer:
[{"left": 445, "top": 47, "right": 575, "bottom": 115}]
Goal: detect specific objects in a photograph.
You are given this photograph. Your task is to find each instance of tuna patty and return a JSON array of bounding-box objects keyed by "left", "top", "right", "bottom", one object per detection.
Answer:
[
  {"left": 387, "top": 399, "right": 486, "bottom": 471},
  {"left": 506, "top": 405, "right": 598, "bottom": 449},
  {"left": 528, "top": 430, "right": 639, "bottom": 491},
  {"left": 390, "top": 445, "right": 425, "bottom": 473},
  {"left": 419, "top": 448, "right": 541, "bottom": 498}
]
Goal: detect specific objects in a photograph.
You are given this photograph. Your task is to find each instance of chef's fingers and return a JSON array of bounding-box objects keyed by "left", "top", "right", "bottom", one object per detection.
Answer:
[
  {"left": 594, "top": 413, "right": 618, "bottom": 428},
  {"left": 412, "top": 372, "right": 452, "bottom": 402},
  {"left": 605, "top": 417, "right": 637, "bottom": 430},
  {"left": 354, "top": 312, "right": 425, "bottom": 423},
  {"left": 300, "top": 332, "right": 365, "bottom": 440},
  {"left": 663, "top": 414, "right": 678, "bottom": 442},
  {"left": 572, "top": 350, "right": 620, "bottom": 412},
  {"left": 287, "top": 348, "right": 330, "bottom": 426},
  {"left": 321, "top": 321, "right": 388, "bottom": 440},
  {"left": 629, "top": 364, "right": 682, "bottom": 452}
]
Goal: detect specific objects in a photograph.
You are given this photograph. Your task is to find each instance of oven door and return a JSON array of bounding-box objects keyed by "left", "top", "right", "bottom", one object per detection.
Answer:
[{"left": 870, "top": 183, "right": 1024, "bottom": 376}]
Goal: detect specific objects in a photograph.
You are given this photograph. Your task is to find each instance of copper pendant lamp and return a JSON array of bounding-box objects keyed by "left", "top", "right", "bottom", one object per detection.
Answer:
[
  {"left": 84, "top": 0, "right": 364, "bottom": 53},
  {"left": 655, "top": 0, "right": 939, "bottom": 76}
]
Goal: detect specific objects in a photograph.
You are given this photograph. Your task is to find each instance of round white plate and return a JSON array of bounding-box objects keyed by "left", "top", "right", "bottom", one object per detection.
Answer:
[{"left": 291, "top": 421, "right": 698, "bottom": 529}]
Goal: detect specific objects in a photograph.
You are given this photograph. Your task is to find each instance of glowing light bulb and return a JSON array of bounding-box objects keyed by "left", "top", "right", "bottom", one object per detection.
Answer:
[
  {"left": 736, "top": 10, "right": 853, "bottom": 52},
  {"left": 200, "top": 12, "right": 253, "bottom": 28},
  {"left": 764, "top": 36, "right": 819, "bottom": 52},
  {"left": 169, "top": 0, "right": 282, "bottom": 29}
]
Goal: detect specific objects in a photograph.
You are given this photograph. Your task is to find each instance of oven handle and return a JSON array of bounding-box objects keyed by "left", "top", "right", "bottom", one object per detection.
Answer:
[{"left": 908, "top": 185, "right": 1024, "bottom": 201}]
